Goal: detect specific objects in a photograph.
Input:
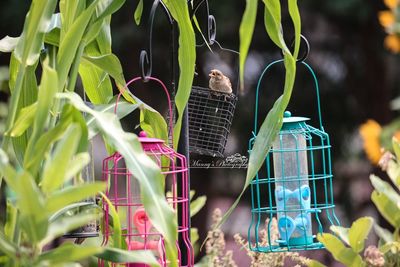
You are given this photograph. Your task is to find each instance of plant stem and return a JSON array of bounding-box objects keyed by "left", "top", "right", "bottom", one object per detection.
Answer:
[{"left": 66, "top": 42, "right": 85, "bottom": 93}]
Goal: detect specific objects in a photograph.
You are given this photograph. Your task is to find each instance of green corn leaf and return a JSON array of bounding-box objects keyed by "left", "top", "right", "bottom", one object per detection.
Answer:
[
  {"left": 14, "top": 0, "right": 58, "bottom": 66},
  {"left": 288, "top": 0, "right": 301, "bottom": 59},
  {"left": 57, "top": 0, "right": 98, "bottom": 88},
  {"left": 59, "top": 92, "right": 177, "bottom": 266},
  {"left": 393, "top": 137, "right": 400, "bottom": 160},
  {"left": 95, "top": 19, "right": 112, "bottom": 55},
  {"left": 79, "top": 57, "right": 113, "bottom": 104},
  {"left": 217, "top": 56, "right": 297, "bottom": 229},
  {"left": 42, "top": 212, "right": 101, "bottom": 246},
  {"left": 41, "top": 124, "right": 82, "bottom": 193},
  {"left": 45, "top": 28, "right": 60, "bottom": 47},
  {"left": 10, "top": 61, "right": 38, "bottom": 165},
  {"left": 134, "top": 0, "right": 144, "bottom": 25},
  {"left": 0, "top": 36, "right": 19, "bottom": 53},
  {"left": 38, "top": 243, "right": 103, "bottom": 264},
  {"left": 88, "top": 101, "right": 140, "bottom": 139},
  {"left": 24, "top": 59, "right": 57, "bottom": 166},
  {"left": 317, "top": 233, "right": 364, "bottom": 267},
  {"left": 49, "top": 202, "right": 95, "bottom": 222},
  {"left": 63, "top": 152, "right": 90, "bottom": 183},
  {"left": 45, "top": 182, "right": 106, "bottom": 214},
  {"left": 348, "top": 217, "right": 374, "bottom": 253},
  {"left": 96, "top": 247, "right": 159, "bottom": 267},
  {"left": 262, "top": 0, "right": 289, "bottom": 53},
  {"left": 59, "top": 0, "right": 86, "bottom": 39},
  {"left": 95, "top": 0, "right": 126, "bottom": 23},
  {"left": 8, "top": 102, "right": 37, "bottom": 137},
  {"left": 16, "top": 171, "right": 48, "bottom": 242},
  {"left": 163, "top": 0, "right": 196, "bottom": 150},
  {"left": 239, "top": 0, "right": 257, "bottom": 91},
  {"left": 82, "top": 54, "right": 169, "bottom": 143}
]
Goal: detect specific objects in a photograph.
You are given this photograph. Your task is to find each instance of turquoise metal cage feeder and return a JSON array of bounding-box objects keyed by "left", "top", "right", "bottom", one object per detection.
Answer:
[{"left": 248, "top": 58, "right": 340, "bottom": 253}]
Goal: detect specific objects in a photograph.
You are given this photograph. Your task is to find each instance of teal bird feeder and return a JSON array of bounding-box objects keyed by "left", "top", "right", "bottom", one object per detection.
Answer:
[{"left": 248, "top": 52, "right": 340, "bottom": 252}]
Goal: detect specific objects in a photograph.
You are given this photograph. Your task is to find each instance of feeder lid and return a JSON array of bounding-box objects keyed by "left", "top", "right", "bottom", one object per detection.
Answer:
[
  {"left": 281, "top": 111, "right": 309, "bottom": 130},
  {"left": 138, "top": 131, "right": 164, "bottom": 144}
]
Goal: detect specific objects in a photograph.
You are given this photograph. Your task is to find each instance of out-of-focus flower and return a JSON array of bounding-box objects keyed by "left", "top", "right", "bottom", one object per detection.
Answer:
[
  {"left": 379, "top": 11, "right": 395, "bottom": 27},
  {"left": 360, "top": 120, "right": 384, "bottom": 165},
  {"left": 380, "top": 0, "right": 400, "bottom": 53},
  {"left": 384, "top": 34, "right": 400, "bottom": 53},
  {"left": 384, "top": 0, "right": 398, "bottom": 9}
]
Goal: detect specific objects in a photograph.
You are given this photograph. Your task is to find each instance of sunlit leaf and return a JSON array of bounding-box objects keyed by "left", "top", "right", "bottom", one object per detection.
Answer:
[
  {"left": 317, "top": 233, "right": 364, "bottom": 267},
  {"left": 38, "top": 243, "right": 103, "bottom": 264},
  {"left": 8, "top": 103, "right": 37, "bottom": 137},
  {"left": 45, "top": 182, "right": 105, "bottom": 214},
  {"left": 374, "top": 224, "right": 394, "bottom": 243},
  {"left": 163, "top": 0, "right": 196, "bottom": 151},
  {"left": 239, "top": 0, "right": 257, "bottom": 91},
  {"left": 0, "top": 36, "right": 19, "bottom": 53},
  {"left": 348, "top": 217, "right": 373, "bottom": 253},
  {"left": 134, "top": 0, "right": 144, "bottom": 25},
  {"left": 41, "top": 124, "right": 82, "bottom": 193}
]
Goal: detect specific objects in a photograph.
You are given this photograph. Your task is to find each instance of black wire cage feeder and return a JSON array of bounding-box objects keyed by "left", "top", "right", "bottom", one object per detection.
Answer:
[{"left": 188, "top": 4, "right": 239, "bottom": 158}]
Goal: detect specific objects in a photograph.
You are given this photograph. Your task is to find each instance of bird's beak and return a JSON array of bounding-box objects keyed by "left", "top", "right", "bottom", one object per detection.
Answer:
[{"left": 209, "top": 73, "right": 214, "bottom": 77}]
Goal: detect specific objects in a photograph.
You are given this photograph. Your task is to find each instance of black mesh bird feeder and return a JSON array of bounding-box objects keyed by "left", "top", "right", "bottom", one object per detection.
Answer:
[{"left": 188, "top": 2, "right": 239, "bottom": 157}]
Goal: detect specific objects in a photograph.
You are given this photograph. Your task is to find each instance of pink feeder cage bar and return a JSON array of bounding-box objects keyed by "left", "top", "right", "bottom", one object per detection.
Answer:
[{"left": 99, "top": 77, "right": 193, "bottom": 267}]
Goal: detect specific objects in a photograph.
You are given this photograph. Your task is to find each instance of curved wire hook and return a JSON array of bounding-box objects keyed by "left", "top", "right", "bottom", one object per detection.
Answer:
[
  {"left": 140, "top": 0, "right": 174, "bottom": 82},
  {"left": 191, "top": 0, "right": 216, "bottom": 46},
  {"left": 280, "top": 34, "right": 310, "bottom": 62}
]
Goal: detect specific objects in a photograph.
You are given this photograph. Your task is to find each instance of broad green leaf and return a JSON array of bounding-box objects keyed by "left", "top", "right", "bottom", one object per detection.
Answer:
[
  {"left": 217, "top": 57, "right": 297, "bottom": 228},
  {"left": 79, "top": 58, "right": 113, "bottom": 104},
  {"left": 42, "top": 212, "right": 101, "bottom": 246},
  {"left": 288, "top": 0, "right": 301, "bottom": 59},
  {"left": 370, "top": 174, "right": 400, "bottom": 205},
  {"left": 0, "top": 150, "right": 18, "bottom": 190},
  {"left": 59, "top": 0, "right": 86, "bottom": 39},
  {"left": 87, "top": 101, "right": 140, "bottom": 139},
  {"left": 45, "top": 182, "right": 105, "bottom": 214},
  {"left": 163, "top": 0, "right": 196, "bottom": 150},
  {"left": 94, "top": 0, "right": 126, "bottom": 23},
  {"left": 317, "top": 233, "right": 364, "bottom": 267},
  {"left": 14, "top": 0, "right": 58, "bottom": 65},
  {"left": 239, "top": 0, "right": 257, "bottom": 91},
  {"left": 63, "top": 152, "right": 90, "bottom": 183},
  {"left": 24, "top": 59, "right": 58, "bottom": 166},
  {"left": 134, "top": 0, "right": 144, "bottom": 25},
  {"left": 386, "top": 160, "right": 400, "bottom": 188},
  {"left": 9, "top": 103, "right": 37, "bottom": 137},
  {"left": 190, "top": 196, "right": 207, "bottom": 217},
  {"left": 16, "top": 171, "right": 48, "bottom": 242},
  {"left": 374, "top": 224, "right": 394, "bottom": 243},
  {"left": 263, "top": 0, "right": 285, "bottom": 50},
  {"left": 45, "top": 28, "right": 60, "bottom": 46},
  {"left": 81, "top": 54, "right": 125, "bottom": 87},
  {"left": 0, "top": 36, "right": 19, "bottom": 53},
  {"left": 96, "top": 247, "right": 159, "bottom": 267},
  {"left": 57, "top": 0, "right": 98, "bottom": 88},
  {"left": 371, "top": 190, "right": 400, "bottom": 228},
  {"left": 10, "top": 61, "right": 38, "bottom": 165},
  {"left": 99, "top": 192, "right": 122, "bottom": 249},
  {"left": 49, "top": 202, "right": 95, "bottom": 222},
  {"left": 95, "top": 19, "right": 112, "bottom": 55},
  {"left": 41, "top": 124, "right": 82, "bottom": 193},
  {"left": 59, "top": 92, "right": 177, "bottom": 265},
  {"left": 38, "top": 243, "right": 103, "bottom": 264},
  {"left": 348, "top": 217, "right": 374, "bottom": 253},
  {"left": 330, "top": 225, "right": 350, "bottom": 246}
]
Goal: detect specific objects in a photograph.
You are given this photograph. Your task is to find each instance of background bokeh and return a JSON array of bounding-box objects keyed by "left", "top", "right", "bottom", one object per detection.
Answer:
[{"left": 1, "top": 0, "right": 399, "bottom": 266}]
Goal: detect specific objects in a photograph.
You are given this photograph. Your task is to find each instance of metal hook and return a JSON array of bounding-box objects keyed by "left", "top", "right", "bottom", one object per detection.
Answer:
[
  {"left": 281, "top": 34, "right": 310, "bottom": 62},
  {"left": 140, "top": 0, "right": 174, "bottom": 81},
  {"left": 191, "top": 0, "right": 216, "bottom": 46}
]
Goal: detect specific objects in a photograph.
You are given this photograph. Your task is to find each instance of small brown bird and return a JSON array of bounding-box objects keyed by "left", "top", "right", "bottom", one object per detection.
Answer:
[{"left": 209, "top": 69, "right": 232, "bottom": 95}]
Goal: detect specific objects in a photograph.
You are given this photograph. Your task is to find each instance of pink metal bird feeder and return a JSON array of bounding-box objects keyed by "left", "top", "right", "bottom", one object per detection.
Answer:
[{"left": 99, "top": 77, "right": 193, "bottom": 267}]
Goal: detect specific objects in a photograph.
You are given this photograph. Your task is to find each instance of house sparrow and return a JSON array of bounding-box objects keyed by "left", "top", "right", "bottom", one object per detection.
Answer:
[{"left": 209, "top": 69, "right": 233, "bottom": 96}]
